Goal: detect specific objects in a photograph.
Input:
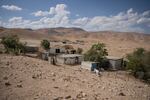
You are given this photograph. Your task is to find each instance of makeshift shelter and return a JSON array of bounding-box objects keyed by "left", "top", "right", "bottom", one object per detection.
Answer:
[
  {"left": 41, "top": 51, "right": 49, "bottom": 60},
  {"left": 81, "top": 61, "right": 99, "bottom": 71},
  {"left": 48, "top": 56, "right": 57, "bottom": 65},
  {"left": 25, "top": 44, "right": 38, "bottom": 53},
  {"left": 106, "top": 56, "right": 123, "bottom": 70},
  {"left": 49, "top": 45, "right": 66, "bottom": 55},
  {"left": 57, "top": 54, "right": 83, "bottom": 65}
]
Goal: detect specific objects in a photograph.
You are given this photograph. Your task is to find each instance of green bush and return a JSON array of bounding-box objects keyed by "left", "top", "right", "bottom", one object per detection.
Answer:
[
  {"left": 41, "top": 39, "right": 50, "bottom": 50},
  {"left": 84, "top": 43, "right": 108, "bottom": 63},
  {"left": 1, "top": 35, "right": 25, "bottom": 55},
  {"left": 126, "top": 48, "right": 150, "bottom": 80}
]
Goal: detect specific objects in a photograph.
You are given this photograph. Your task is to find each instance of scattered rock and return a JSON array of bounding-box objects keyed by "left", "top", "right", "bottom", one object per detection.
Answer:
[
  {"left": 105, "top": 98, "right": 109, "bottom": 100},
  {"left": 3, "top": 76, "right": 8, "bottom": 80},
  {"left": 53, "top": 86, "right": 59, "bottom": 89},
  {"left": 138, "top": 86, "right": 143, "bottom": 88},
  {"left": 119, "top": 92, "right": 126, "bottom": 96},
  {"left": 63, "top": 76, "right": 72, "bottom": 82},
  {"left": 32, "top": 73, "right": 42, "bottom": 79},
  {"left": 53, "top": 97, "right": 63, "bottom": 100},
  {"left": 76, "top": 93, "right": 82, "bottom": 98},
  {"left": 32, "top": 75, "right": 37, "bottom": 79},
  {"left": 81, "top": 80, "right": 85, "bottom": 83},
  {"left": 51, "top": 72, "right": 56, "bottom": 77},
  {"left": 65, "top": 95, "right": 71, "bottom": 99},
  {"left": 5, "top": 82, "right": 11, "bottom": 86},
  {"left": 76, "top": 91, "right": 87, "bottom": 99},
  {"left": 64, "top": 84, "right": 69, "bottom": 87},
  {"left": 6, "top": 61, "right": 10, "bottom": 65},
  {"left": 94, "top": 97, "right": 98, "bottom": 100},
  {"left": 17, "top": 84, "right": 23, "bottom": 88},
  {"left": 19, "top": 80, "right": 23, "bottom": 83},
  {"left": 108, "top": 89, "right": 113, "bottom": 92},
  {"left": 34, "top": 96, "right": 38, "bottom": 100},
  {"left": 52, "top": 78, "right": 55, "bottom": 81},
  {"left": 102, "top": 86, "right": 105, "bottom": 90},
  {"left": 82, "top": 92, "right": 87, "bottom": 97}
]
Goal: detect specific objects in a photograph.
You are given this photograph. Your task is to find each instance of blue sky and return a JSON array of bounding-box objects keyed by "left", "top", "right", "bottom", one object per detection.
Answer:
[{"left": 0, "top": 0, "right": 150, "bottom": 33}]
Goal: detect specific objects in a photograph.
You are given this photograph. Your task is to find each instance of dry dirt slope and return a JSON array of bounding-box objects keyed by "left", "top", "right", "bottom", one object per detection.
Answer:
[{"left": 0, "top": 54, "right": 150, "bottom": 100}]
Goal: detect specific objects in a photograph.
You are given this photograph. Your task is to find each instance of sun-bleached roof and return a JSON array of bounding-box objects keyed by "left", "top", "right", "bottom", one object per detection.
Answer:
[
  {"left": 58, "top": 54, "right": 83, "bottom": 58},
  {"left": 106, "top": 56, "right": 122, "bottom": 60}
]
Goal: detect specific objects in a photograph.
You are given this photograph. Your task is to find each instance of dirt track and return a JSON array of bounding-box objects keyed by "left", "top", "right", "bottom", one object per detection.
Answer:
[{"left": 0, "top": 54, "right": 150, "bottom": 100}]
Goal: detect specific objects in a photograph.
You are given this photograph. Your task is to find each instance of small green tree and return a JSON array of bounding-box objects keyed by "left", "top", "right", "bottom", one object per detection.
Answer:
[
  {"left": 126, "top": 48, "right": 150, "bottom": 80},
  {"left": 1, "top": 35, "right": 25, "bottom": 54},
  {"left": 126, "top": 48, "right": 145, "bottom": 72},
  {"left": 41, "top": 39, "right": 50, "bottom": 50},
  {"left": 142, "top": 51, "right": 150, "bottom": 80},
  {"left": 77, "top": 48, "right": 83, "bottom": 54},
  {"left": 84, "top": 43, "right": 108, "bottom": 63}
]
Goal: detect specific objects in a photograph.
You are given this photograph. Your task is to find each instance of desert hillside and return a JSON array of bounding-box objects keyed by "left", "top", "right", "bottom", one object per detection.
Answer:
[
  {"left": 0, "top": 27, "right": 50, "bottom": 40},
  {"left": 0, "top": 27, "right": 150, "bottom": 57},
  {"left": 0, "top": 54, "right": 150, "bottom": 100}
]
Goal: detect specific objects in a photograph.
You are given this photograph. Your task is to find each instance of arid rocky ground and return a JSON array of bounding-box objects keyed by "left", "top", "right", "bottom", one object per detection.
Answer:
[{"left": 0, "top": 54, "right": 150, "bottom": 100}]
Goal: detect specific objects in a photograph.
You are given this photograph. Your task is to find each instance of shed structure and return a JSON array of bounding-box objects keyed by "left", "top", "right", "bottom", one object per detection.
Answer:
[
  {"left": 25, "top": 44, "right": 39, "bottom": 53},
  {"left": 49, "top": 46, "right": 66, "bottom": 55},
  {"left": 81, "top": 61, "right": 99, "bottom": 71},
  {"left": 57, "top": 54, "right": 83, "bottom": 65},
  {"left": 41, "top": 51, "right": 49, "bottom": 60},
  {"left": 106, "top": 56, "right": 123, "bottom": 70}
]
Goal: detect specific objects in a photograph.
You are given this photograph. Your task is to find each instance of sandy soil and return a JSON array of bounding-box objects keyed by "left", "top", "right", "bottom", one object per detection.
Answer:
[{"left": 0, "top": 54, "right": 150, "bottom": 100}]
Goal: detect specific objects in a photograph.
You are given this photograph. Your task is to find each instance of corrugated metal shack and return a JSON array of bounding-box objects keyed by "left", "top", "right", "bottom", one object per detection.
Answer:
[
  {"left": 49, "top": 46, "right": 66, "bottom": 55},
  {"left": 57, "top": 54, "right": 83, "bottom": 65},
  {"left": 25, "top": 44, "right": 39, "bottom": 53},
  {"left": 106, "top": 56, "right": 123, "bottom": 70}
]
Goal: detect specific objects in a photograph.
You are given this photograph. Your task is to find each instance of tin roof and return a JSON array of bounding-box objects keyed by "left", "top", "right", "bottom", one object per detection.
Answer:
[
  {"left": 106, "top": 56, "right": 123, "bottom": 60},
  {"left": 26, "top": 44, "right": 38, "bottom": 47},
  {"left": 58, "top": 54, "right": 82, "bottom": 58}
]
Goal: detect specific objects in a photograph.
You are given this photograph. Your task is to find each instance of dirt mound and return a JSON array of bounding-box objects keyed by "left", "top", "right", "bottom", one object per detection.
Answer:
[{"left": 0, "top": 54, "right": 150, "bottom": 100}]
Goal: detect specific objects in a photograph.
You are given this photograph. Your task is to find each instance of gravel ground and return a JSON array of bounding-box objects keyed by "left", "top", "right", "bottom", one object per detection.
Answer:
[{"left": 0, "top": 54, "right": 150, "bottom": 100}]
